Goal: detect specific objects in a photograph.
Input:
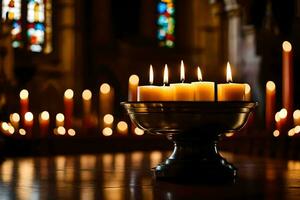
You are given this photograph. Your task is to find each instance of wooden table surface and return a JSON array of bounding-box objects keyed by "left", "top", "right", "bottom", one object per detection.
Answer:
[{"left": 0, "top": 151, "right": 299, "bottom": 200}]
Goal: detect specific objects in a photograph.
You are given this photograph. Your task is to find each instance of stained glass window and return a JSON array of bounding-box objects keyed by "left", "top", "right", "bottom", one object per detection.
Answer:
[
  {"left": 2, "top": 0, "right": 23, "bottom": 48},
  {"left": 157, "top": 0, "right": 175, "bottom": 48}
]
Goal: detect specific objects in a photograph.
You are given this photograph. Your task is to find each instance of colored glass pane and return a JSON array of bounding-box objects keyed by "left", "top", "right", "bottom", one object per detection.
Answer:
[{"left": 157, "top": 0, "right": 175, "bottom": 48}]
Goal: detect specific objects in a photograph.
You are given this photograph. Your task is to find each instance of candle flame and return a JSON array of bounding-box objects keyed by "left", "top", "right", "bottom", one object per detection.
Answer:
[
  {"left": 163, "top": 64, "right": 169, "bottom": 85},
  {"left": 266, "top": 81, "right": 276, "bottom": 91},
  {"left": 226, "top": 62, "right": 233, "bottom": 83},
  {"left": 282, "top": 41, "right": 292, "bottom": 52},
  {"left": 149, "top": 65, "right": 154, "bottom": 85},
  {"left": 197, "top": 66, "right": 202, "bottom": 81},
  {"left": 180, "top": 60, "right": 185, "bottom": 82}
]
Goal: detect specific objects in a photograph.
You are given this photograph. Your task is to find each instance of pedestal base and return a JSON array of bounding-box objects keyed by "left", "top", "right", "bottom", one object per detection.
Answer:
[{"left": 153, "top": 134, "right": 236, "bottom": 183}]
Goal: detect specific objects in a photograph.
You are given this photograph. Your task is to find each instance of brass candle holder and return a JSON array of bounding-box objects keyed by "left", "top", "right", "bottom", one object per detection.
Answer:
[{"left": 122, "top": 101, "right": 257, "bottom": 183}]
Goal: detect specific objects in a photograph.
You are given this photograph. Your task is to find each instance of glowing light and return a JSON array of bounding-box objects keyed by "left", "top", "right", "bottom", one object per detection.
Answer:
[
  {"left": 266, "top": 81, "right": 276, "bottom": 91},
  {"left": 20, "top": 89, "right": 29, "bottom": 99},
  {"left": 225, "top": 132, "right": 234, "bottom": 137},
  {"left": 10, "top": 113, "right": 20, "bottom": 122},
  {"left": 102, "top": 127, "right": 113, "bottom": 136},
  {"left": 64, "top": 89, "right": 74, "bottom": 99},
  {"left": 279, "top": 108, "right": 288, "bottom": 119},
  {"left": 82, "top": 89, "right": 92, "bottom": 100},
  {"left": 288, "top": 129, "right": 295, "bottom": 137},
  {"left": 197, "top": 66, "right": 202, "bottom": 81},
  {"left": 117, "top": 121, "right": 128, "bottom": 132},
  {"left": 57, "top": 126, "right": 66, "bottom": 135},
  {"left": 273, "top": 130, "right": 280, "bottom": 137},
  {"left": 40, "top": 111, "right": 49, "bottom": 120},
  {"left": 294, "top": 126, "right": 300, "bottom": 134},
  {"left": 226, "top": 62, "right": 232, "bottom": 83},
  {"left": 282, "top": 41, "right": 292, "bottom": 52},
  {"left": 163, "top": 64, "right": 169, "bottom": 85},
  {"left": 180, "top": 60, "right": 185, "bottom": 82},
  {"left": 56, "top": 113, "right": 64, "bottom": 122},
  {"left": 275, "top": 112, "right": 281, "bottom": 122},
  {"left": 8, "top": 126, "right": 14, "bottom": 134},
  {"left": 19, "top": 128, "right": 26, "bottom": 135},
  {"left": 1, "top": 122, "right": 9, "bottom": 131},
  {"left": 24, "top": 112, "right": 33, "bottom": 122},
  {"left": 100, "top": 83, "right": 111, "bottom": 94},
  {"left": 129, "top": 75, "right": 139, "bottom": 85},
  {"left": 103, "top": 114, "right": 114, "bottom": 125},
  {"left": 68, "top": 129, "right": 76, "bottom": 136},
  {"left": 134, "top": 127, "right": 144, "bottom": 136},
  {"left": 293, "top": 110, "right": 300, "bottom": 120},
  {"left": 149, "top": 65, "right": 154, "bottom": 85},
  {"left": 245, "top": 84, "right": 251, "bottom": 96}
]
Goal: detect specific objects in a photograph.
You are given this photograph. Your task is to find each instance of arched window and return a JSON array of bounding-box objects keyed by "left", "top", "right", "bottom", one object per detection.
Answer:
[
  {"left": 157, "top": 0, "right": 175, "bottom": 48},
  {"left": 1, "top": 0, "right": 52, "bottom": 53}
]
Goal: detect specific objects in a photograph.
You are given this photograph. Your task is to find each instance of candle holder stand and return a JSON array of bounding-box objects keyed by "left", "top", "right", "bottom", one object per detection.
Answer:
[{"left": 122, "top": 101, "right": 257, "bottom": 183}]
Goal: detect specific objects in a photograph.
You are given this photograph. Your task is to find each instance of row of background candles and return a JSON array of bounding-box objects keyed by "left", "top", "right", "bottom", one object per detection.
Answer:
[{"left": 0, "top": 85, "right": 145, "bottom": 138}]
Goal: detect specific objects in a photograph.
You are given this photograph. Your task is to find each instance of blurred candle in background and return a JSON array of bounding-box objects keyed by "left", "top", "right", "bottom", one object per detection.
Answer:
[
  {"left": 19, "top": 89, "right": 29, "bottom": 125},
  {"left": 99, "top": 83, "right": 114, "bottom": 121},
  {"left": 293, "top": 110, "right": 300, "bottom": 126},
  {"left": 39, "top": 111, "right": 49, "bottom": 137},
  {"left": 56, "top": 113, "right": 64, "bottom": 127},
  {"left": 128, "top": 75, "right": 139, "bottom": 101},
  {"left": 117, "top": 121, "right": 128, "bottom": 135},
  {"left": 103, "top": 114, "right": 114, "bottom": 128},
  {"left": 64, "top": 89, "right": 74, "bottom": 129},
  {"left": 10, "top": 113, "right": 20, "bottom": 130},
  {"left": 282, "top": 41, "right": 294, "bottom": 125},
  {"left": 82, "top": 89, "right": 92, "bottom": 128},
  {"left": 24, "top": 112, "right": 33, "bottom": 136},
  {"left": 266, "top": 81, "right": 276, "bottom": 132}
]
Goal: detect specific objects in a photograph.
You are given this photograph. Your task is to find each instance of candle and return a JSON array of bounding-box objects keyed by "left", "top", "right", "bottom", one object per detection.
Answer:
[
  {"left": 117, "top": 121, "right": 128, "bottom": 135},
  {"left": 103, "top": 114, "right": 114, "bottom": 128},
  {"left": 128, "top": 75, "right": 139, "bottom": 101},
  {"left": 64, "top": 89, "right": 74, "bottom": 129},
  {"left": 56, "top": 113, "right": 64, "bottom": 127},
  {"left": 137, "top": 65, "right": 160, "bottom": 101},
  {"left": 99, "top": 83, "right": 114, "bottom": 116},
  {"left": 159, "top": 64, "right": 173, "bottom": 100},
  {"left": 266, "top": 81, "right": 276, "bottom": 131},
  {"left": 217, "top": 62, "right": 245, "bottom": 101},
  {"left": 68, "top": 128, "right": 76, "bottom": 136},
  {"left": 24, "top": 112, "right": 33, "bottom": 136},
  {"left": 282, "top": 41, "right": 294, "bottom": 122},
  {"left": 82, "top": 89, "right": 92, "bottom": 128},
  {"left": 245, "top": 84, "right": 251, "bottom": 101},
  {"left": 293, "top": 110, "right": 300, "bottom": 126},
  {"left": 39, "top": 111, "right": 49, "bottom": 137},
  {"left": 170, "top": 60, "right": 194, "bottom": 101},
  {"left": 102, "top": 127, "right": 113, "bottom": 136},
  {"left": 10, "top": 113, "right": 20, "bottom": 130},
  {"left": 191, "top": 66, "right": 215, "bottom": 101},
  {"left": 19, "top": 89, "right": 29, "bottom": 125}
]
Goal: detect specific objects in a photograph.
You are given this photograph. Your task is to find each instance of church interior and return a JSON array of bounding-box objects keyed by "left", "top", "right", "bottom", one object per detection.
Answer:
[{"left": 0, "top": 0, "right": 299, "bottom": 199}]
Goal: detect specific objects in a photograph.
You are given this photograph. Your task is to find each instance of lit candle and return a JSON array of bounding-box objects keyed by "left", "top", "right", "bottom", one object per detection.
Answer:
[
  {"left": 19, "top": 89, "right": 29, "bottom": 125},
  {"left": 56, "top": 113, "right": 64, "bottom": 127},
  {"left": 103, "top": 114, "right": 114, "bottom": 128},
  {"left": 82, "top": 89, "right": 92, "bottom": 128},
  {"left": 191, "top": 66, "right": 215, "bottom": 101},
  {"left": 170, "top": 60, "right": 194, "bottom": 101},
  {"left": 117, "top": 121, "right": 128, "bottom": 135},
  {"left": 99, "top": 83, "right": 114, "bottom": 116},
  {"left": 266, "top": 81, "right": 276, "bottom": 131},
  {"left": 293, "top": 110, "right": 300, "bottom": 126},
  {"left": 282, "top": 41, "right": 293, "bottom": 121},
  {"left": 9, "top": 113, "right": 20, "bottom": 130},
  {"left": 137, "top": 65, "right": 160, "bottom": 101},
  {"left": 158, "top": 64, "right": 173, "bottom": 101},
  {"left": 64, "top": 89, "right": 74, "bottom": 129},
  {"left": 217, "top": 62, "right": 245, "bottom": 101},
  {"left": 39, "top": 111, "right": 49, "bottom": 137},
  {"left": 128, "top": 75, "right": 139, "bottom": 101},
  {"left": 24, "top": 112, "right": 33, "bottom": 136}
]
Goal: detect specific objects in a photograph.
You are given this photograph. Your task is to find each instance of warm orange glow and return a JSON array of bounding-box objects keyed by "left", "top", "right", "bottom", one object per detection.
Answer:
[
  {"left": 275, "top": 112, "right": 281, "bottom": 122},
  {"left": 1, "top": 122, "right": 9, "bottom": 131},
  {"left": 266, "top": 81, "right": 276, "bottom": 91},
  {"left": 180, "top": 60, "right": 185, "bottom": 82},
  {"left": 197, "top": 66, "right": 202, "bottom": 81},
  {"left": 40, "top": 111, "right": 49, "bottom": 120},
  {"left": 163, "top": 64, "right": 169, "bottom": 85},
  {"left": 129, "top": 75, "right": 139, "bottom": 85},
  {"left": 10, "top": 113, "right": 20, "bottom": 122},
  {"left": 288, "top": 128, "right": 295, "bottom": 137},
  {"left": 68, "top": 129, "right": 76, "bottom": 136},
  {"left": 282, "top": 41, "right": 292, "bottom": 52},
  {"left": 293, "top": 110, "right": 300, "bottom": 120},
  {"left": 102, "top": 127, "right": 113, "bottom": 136},
  {"left": 149, "top": 65, "right": 154, "bottom": 84},
  {"left": 8, "top": 126, "right": 14, "bottom": 134},
  {"left": 245, "top": 84, "right": 251, "bottom": 95},
  {"left": 279, "top": 108, "right": 288, "bottom": 119},
  {"left": 273, "top": 130, "right": 280, "bottom": 137},
  {"left": 100, "top": 83, "right": 111, "bottom": 94},
  {"left": 103, "top": 114, "right": 114, "bottom": 125},
  {"left": 19, "top": 89, "right": 29, "bottom": 99},
  {"left": 64, "top": 89, "right": 74, "bottom": 99},
  {"left": 295, "top": 126, "right": 300, "bottom": 134},
  {"left": 82, "top": 89, "right": 92, "bottom": 100},
  {"left": 24, "top": 112, "right": 33, "bottom": 122},
  {"left": 226, "top": 62, "right": 232, "bottom": 83},
  {"left": 134, "top": 127, "right": 144, "bottom": 136},
  {"left": 57, "top": 126, "right": 66, "bottom": 135},
  {"left": 56, "top": 113, "right": 64, "bottom": 122},
  {"left": 225, "top": 132, "right": 234, "bottom": 137},
  {"left": 19, "top": 128, "right": 26, "bottom": 135},
  {"left": 117, "top": 121, "right": 128, "bottom": 132}
]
